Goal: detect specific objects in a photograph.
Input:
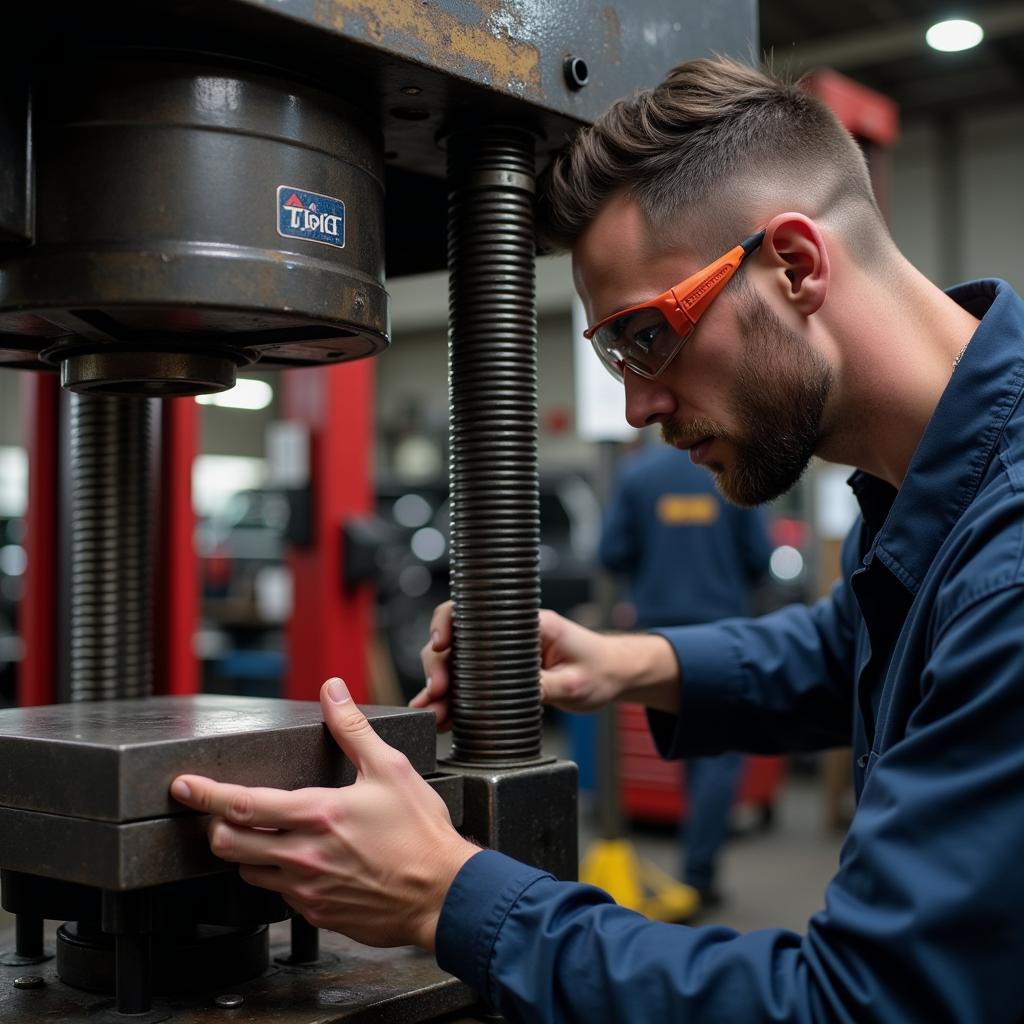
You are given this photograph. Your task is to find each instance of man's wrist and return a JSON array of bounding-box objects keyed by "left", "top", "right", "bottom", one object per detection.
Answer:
[
  {"left": 613, "top": 633, "right": 680, "bottom": 714},
  {"left": 416, "top": 837, "right": 481, "bottom": 952}
]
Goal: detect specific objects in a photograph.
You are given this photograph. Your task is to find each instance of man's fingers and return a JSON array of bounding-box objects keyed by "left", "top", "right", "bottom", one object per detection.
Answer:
[
  {"left": 540, "top": 665, "right": 584, "bottom": 706},
  {"left": 428, "top": 600, "right": 453, "bottom": 650},
  {"left": 238, "top": 863, "right": 287, "bottom": 893},
  {"left": 208, "top": 819, "right": 290, "bottom": 866},
  {"left": 418, "top": 653, "right": 448, "bottom": 701},
  {"left": 421, "top": 698, "right": 451, "bottom": 731},
  {"left": 321, "top": 677, "right": 395, "bottom": 776},
  {"left": 539, "top": 666, "right": 564, "bottom": 704},
  {"left": 170, "top": 776, "right": 321, "bottom": 829},
  {"left": 539, "top": 608, "right": 574, "bottom": 659},
  {"left": 409, "top": 672, "right": 450, "bottom": 706}
]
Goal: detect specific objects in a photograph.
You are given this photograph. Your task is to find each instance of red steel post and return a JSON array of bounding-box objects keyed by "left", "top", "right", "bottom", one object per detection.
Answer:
[
  {"left": 18, "top": 374, "right": 59, "bottom": 706},
  {"left": 282, "top": 362, "right": 374, "bottom": 702},
  {"left": 152, "top": 397, "right": 200, "bottom": 696}
]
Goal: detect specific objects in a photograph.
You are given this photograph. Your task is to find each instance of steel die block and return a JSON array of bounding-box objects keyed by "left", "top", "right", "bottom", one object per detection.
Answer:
[
  {"left": 0, "top": 696, "right": 438, "bottom": 823},
  {"left": 452, "top": 759, "right": 578, "bottom": 882}
]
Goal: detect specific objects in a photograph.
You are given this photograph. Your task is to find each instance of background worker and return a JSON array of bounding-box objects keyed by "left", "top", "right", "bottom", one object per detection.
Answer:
[
  {"left": 599, "top": 441, "right": 770, "bottom": 904},
  {"left": 172, "top": 56, "right": 1024, "bottom": 1022}
]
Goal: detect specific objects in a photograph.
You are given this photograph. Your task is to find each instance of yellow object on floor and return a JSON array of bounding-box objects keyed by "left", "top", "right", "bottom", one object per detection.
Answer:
[{"left": 580, "top": 838, "right": 701, "bottom": 922}]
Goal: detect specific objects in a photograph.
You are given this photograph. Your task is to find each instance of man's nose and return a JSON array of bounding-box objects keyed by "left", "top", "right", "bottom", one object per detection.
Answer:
[{"left": 623, "top": 369, "right": 676, "bottom": 428}]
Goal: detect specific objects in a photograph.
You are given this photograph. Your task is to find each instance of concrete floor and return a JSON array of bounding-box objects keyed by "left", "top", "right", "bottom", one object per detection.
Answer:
[{"left": 578, "top": 771, "right": 845, "bottom": 935}]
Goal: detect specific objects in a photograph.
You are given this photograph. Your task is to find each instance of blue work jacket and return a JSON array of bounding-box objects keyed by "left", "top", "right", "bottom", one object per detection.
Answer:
[
  {"left": 435, "top": 280, "right": 1024, "bottom": 1022},
  {"left": 598, "top": 443, "right": 771, "bottom": 627}
]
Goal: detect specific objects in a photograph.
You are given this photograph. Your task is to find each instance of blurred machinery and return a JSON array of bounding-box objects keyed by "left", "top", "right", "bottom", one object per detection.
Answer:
[{"left": 0, "top": 2, "right": 755, "bottom": 1021}]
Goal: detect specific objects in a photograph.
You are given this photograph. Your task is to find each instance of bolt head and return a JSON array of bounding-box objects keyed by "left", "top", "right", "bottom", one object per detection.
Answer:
[{"left": 563, "top": 56, "right": 590, "bottom": 90}]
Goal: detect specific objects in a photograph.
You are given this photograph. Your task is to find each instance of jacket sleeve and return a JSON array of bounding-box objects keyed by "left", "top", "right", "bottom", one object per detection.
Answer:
[
  {"left": 436, "top": 582, "right": 1024, "bottom": 1023},
  {"left": 645, "top": 521, "right": 864, "bottom": 757}
]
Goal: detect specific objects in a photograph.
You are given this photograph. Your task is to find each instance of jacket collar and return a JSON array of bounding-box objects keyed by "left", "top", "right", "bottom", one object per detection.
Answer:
[{"left": 848, "top": 280, "right": 1024, "bottom": 592}]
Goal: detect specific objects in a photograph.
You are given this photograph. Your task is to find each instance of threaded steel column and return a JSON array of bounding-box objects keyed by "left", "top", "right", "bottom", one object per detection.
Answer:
[
  {"left": 446, "top": 126, "right": 542, "bottom": 766},
  {"left": 69, "top": 394, "right": 154, "bottom": 701}
]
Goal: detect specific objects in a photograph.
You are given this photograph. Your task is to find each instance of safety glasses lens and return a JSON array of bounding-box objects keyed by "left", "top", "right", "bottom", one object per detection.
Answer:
[{"left": 591, "top": 307, "right": 684, "bottom": 381}]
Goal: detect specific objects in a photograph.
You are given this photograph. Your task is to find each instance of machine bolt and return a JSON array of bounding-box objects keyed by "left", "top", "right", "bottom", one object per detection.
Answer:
[
  {"left": 214, "top": 993, "right": 245, "bottom": 1009},
  {"left": 13, "top": 975, "right": 44, "bottom": 989},
  {"left": 563, "top": 55, "right": 590, "bottom": 90}
]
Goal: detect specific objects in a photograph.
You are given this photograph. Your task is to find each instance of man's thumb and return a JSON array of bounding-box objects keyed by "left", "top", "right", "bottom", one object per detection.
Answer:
[
  {"left": 539, "top": 665, "right": 575, "bottom": 705},
  {"left": 320, "top": 676, "right": 381, "bottom": 773}
]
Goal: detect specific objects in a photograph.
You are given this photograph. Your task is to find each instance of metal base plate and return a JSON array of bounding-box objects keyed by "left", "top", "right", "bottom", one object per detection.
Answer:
[{"left": 0, "top": 920, "right": 481, "bottom": 1023}]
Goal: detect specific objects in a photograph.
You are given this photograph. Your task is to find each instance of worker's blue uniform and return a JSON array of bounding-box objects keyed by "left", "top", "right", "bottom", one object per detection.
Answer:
[
  {"left": 598, "top": 443, "right": 771, "bottom": 891},
  {"left": 598, "top": 443, "right": 771, "bottom": 628},
  {"left": 436, "top": 280, "right": 1024, "bottom": 1022}
]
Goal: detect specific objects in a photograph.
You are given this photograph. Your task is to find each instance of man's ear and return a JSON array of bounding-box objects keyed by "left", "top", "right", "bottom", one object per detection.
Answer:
[{"left": 763, "top": 213, "right": 828, "bottom": 316}]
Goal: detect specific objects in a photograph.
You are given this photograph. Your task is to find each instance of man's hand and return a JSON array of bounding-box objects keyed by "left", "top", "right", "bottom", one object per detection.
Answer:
[
  {"left": 412, "top": 602, "right": 680, "bottom": 722},
  {"left": 170, "top": 677, "right": 479, "bottom": 952}
]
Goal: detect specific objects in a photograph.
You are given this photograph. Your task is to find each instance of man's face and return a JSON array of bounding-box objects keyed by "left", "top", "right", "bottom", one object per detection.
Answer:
[
  {"left": 681, "top": 287, "right": 833, "bottom": 506},
  {"left": 573, "top": 195, "right": 833, "bottom": 506}
]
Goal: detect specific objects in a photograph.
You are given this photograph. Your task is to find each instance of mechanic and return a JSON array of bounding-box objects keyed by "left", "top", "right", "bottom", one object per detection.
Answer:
[{"left": 172, "top": 56, "right": 1024, "bottom": 1021}]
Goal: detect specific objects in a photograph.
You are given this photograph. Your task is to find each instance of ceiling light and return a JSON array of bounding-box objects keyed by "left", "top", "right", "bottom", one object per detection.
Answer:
[
  {"left": 196, "top": 378, "right": 274, "bottom": 411},
  {"left": 925, "top": 18, "right": 984, "bottom": 52}
]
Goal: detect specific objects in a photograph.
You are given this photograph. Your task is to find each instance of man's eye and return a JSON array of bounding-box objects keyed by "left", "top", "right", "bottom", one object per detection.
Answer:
[{"left": 630, "top": 324, "right": 664, "bottom": 352}]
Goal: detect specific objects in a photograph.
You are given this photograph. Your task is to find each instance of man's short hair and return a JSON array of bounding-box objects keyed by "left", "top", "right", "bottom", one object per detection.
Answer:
[{"left": 537, "top": 57, "right": 889, "bottom": 265}]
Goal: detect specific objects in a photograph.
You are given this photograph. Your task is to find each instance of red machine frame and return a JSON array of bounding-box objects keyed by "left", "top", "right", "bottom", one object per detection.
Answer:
[{"left": 18, "top": 361, "right": 375, "bottom": 707}]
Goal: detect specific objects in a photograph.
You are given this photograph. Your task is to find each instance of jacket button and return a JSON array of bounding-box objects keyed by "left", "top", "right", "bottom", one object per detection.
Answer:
[{"left": 857, "top": 754, "right": 869, "bottom": 768}]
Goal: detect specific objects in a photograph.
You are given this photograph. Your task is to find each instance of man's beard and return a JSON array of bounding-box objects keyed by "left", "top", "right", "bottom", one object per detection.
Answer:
[{"left": 662, "top": 291, "right": 833, "bottom": 507}]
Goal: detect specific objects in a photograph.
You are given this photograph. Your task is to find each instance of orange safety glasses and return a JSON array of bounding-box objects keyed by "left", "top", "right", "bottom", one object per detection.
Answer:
[{"left": 583, "top": 229, "right": 766, "bottom": 382}]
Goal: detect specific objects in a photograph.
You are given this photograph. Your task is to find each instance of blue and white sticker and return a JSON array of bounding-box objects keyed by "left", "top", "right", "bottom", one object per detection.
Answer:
[{"left": 277, "top": 186, "right": 346, "bottom": 249}]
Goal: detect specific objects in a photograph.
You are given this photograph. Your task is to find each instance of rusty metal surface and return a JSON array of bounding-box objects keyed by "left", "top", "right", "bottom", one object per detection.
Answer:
[
  {"left": 0, "top": 919, "right": 482, "bottom": 1023},
  {"left": 454, "top": 759, "right": 579, "bottom": 882},
  {"left": 240, "top": 0, "right": 758, "bottom": 122},
  {"left": 4, "top": 0, "right": 757, "bottom": 124},
  {"left": 0, "top": 697, "right": 437, "bottom": 822}
]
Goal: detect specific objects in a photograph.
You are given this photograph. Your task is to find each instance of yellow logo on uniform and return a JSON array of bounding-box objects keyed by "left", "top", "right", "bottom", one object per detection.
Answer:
[{"left": 657, "top": 493, "right": 720, "bottom": 525}]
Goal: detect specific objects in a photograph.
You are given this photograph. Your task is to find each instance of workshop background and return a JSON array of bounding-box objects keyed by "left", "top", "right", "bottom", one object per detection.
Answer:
[{"left": 1, "top": 0, "right": 1022, "bottom": 939}]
